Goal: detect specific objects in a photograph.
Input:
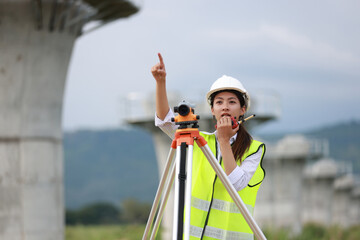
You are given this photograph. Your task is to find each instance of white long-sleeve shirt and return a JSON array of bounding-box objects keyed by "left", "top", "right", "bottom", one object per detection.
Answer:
[{"left": 155, "top": 109, "right": 263, "bottom": 191}]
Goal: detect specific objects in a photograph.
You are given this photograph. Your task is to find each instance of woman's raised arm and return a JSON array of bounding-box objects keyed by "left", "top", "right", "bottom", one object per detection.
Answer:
[{"left": 151, "top": 53, "right": 170, "bottom": 120}]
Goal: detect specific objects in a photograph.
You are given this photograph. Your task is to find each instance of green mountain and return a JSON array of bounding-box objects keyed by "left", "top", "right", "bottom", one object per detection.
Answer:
[
  {"left": 64, "top": 128, "right": 158, "bottom": 209},
  {"left": 64, "top": 120, "right": 360, "bottom": 209},
  {"left": 304, "top": 120, "right": 360, "bottom": 175}
]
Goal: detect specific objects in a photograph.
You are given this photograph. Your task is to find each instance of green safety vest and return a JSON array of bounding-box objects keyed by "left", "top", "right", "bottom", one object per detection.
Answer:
[{"left": 189, "top": 132, "right": 265, "bottom": 240}]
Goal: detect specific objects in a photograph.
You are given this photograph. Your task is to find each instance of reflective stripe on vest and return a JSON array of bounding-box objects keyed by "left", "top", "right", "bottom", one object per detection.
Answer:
[
  {"left": 190, "top": 132, "right": 265, "bottom": 239},
  {"left": 190, "top": 225, "right": 254, "bottom": 240},
  {"left": 191, "top": 196, "right": 254, "bottom": 215}
]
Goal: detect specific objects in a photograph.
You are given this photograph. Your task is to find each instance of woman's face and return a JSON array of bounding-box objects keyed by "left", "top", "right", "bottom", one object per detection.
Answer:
[{"left": 211, "top": 91, "right": 245, "bottom": 121}]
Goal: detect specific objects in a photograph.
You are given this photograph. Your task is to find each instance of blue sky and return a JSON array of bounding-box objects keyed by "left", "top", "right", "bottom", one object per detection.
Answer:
[{"left": 63, "top": 0, "right": 360, "bottom": 134}]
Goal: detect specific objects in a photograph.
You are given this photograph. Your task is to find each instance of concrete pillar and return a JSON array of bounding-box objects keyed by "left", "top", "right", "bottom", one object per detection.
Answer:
[
  {"left": 0, "top": 2, "right": 77, "bottom": 239},
  {"left": 332, "top": 174, "right": 355, "bottom": 227},
  {"left": 255, "top": 135, "right": 310, "bottom": 233},
  {"left": 349, "top": 186, "right": 360, "bottom": 226},
  {"left": 253, "top": 142, "right": 276, "bottom": 228},
  {"left": 350, "top": 185, "right": 360, "bottom": 226},
  {"left": 302, "top": 158, "right": 337, "bottom": 225},
  {"left": 152, "top": 133, "right": 175, "bottom": 240}
]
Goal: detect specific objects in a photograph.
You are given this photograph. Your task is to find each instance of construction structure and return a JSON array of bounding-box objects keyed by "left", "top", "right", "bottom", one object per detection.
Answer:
[
  {"left": 255, "top": 135, "right": 360, "bottom": 232},
  {"left": 254, "top": 135, "right": 312, "bottom": 233},
  {"left": 126, "top": 90, "right": 281, "bottom": 239},
  {"left": 0, "top": 1, "right": 139, "bottom": 239},
  {"left": 302, "top": 158, "right": 338, "bottom": 226}
]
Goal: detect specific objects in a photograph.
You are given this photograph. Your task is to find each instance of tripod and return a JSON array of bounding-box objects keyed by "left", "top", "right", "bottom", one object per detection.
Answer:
[{"left": 143, "top": 102, "right": 266, "bottom": 240}]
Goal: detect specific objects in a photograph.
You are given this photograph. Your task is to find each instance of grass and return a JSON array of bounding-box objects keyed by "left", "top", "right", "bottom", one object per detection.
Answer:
[
  {"left": 66, "top": 223, "right": 360, "bottom": 240},
  {"left": 262, "top": 223, "right": 360, "bottom": 240},
  {"left": 66, "top": 224, "right": 161, "bottom": 240}
]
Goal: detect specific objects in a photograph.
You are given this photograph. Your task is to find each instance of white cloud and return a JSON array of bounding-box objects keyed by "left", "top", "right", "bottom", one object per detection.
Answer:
[
  {"left": 260, "top": 24, "right": 360, "bottom": 71},
  {"left": 202, "top": 24, "right": 360, "bottom": 76}
]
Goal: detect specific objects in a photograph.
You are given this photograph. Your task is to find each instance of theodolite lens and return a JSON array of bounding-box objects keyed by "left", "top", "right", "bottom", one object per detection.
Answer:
[{"left": 178, "top": 104, "right": 190, "bottom": 116}]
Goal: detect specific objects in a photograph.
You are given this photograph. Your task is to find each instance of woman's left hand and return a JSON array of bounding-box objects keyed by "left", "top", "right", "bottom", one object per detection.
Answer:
[{"left": 216, "top": 116, "right": 239, "bottom": 143}]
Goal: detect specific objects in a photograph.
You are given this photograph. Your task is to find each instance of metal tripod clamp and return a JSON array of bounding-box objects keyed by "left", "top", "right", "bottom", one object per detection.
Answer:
[{"left": 171, "top": 129, "right": 207, "bottom": 149}]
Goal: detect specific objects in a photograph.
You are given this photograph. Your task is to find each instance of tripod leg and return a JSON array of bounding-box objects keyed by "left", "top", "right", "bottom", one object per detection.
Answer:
[
  {"left": 172, "top": 142, "right": 194, "bottom": 240},
  {"left": 143, "top": 147, "right": 176, "bottom": 240},
  {"left": 184, "top": 144, "right": 193, "bottom": 240},
  {"left": 199, "top": 144, "right": 267, "bottom": 240},
  {"left": 172, "top": 143, "right": 185, "bottom": 240},
  {"left": 150, "top": 163, "right": 176, "bottom": 240}
]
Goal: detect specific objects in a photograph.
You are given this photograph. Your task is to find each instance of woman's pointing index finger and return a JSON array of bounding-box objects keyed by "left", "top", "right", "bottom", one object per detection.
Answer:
[{"left": 158, "top": 53, "right": 165, "bottom": 67}]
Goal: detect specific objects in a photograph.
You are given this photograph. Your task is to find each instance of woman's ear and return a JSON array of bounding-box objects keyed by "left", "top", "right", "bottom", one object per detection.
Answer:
[{"left": 241, "top": 106, "right": 246, "bottom": 114}]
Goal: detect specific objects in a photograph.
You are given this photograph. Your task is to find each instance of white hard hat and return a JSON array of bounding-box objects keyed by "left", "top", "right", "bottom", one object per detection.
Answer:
[{"left": 206, "top": 75, "right": 251, "bottom": 111}]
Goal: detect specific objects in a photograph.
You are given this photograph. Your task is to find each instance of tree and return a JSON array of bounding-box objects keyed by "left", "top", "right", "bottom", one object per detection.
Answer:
[
  {"left": 121, "top": 198, "right": 151, "bottom": 224},
  {"left": 65, "top": 209, "right": 79, "bottom": 225},
  {"left": 66, "top": 202, "right": 120, "bottom": 225}
]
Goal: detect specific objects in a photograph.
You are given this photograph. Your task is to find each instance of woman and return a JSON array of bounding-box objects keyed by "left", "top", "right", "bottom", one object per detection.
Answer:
[{"left": 152, "top": 53, "right": 265, "bottom": 240}]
